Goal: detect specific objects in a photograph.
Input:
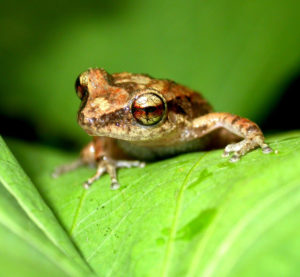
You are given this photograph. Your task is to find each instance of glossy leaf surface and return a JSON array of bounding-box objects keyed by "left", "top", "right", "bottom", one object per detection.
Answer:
[{"left": 1, "top": 132, "right": 299, "bottom": 276}]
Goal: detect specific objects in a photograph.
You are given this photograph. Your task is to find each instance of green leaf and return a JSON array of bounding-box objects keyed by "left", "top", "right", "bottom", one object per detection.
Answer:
[
  {"left": 1, "top": 0, "right": 300, "bottom": 143},
  {"left": 0, "top": 137, "right": 95, "bottom": 277},
  {"left": 0, "top": 224, "right": 66, "bottom": 277},
  {"left": 5, "top": 132, "right": 300, "bottom": 277},
  {"left": 0, "top": 185, "right": 80, "bottom": 277}
]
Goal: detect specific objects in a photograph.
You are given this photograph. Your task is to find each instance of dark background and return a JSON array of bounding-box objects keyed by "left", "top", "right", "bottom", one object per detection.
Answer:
[{"left": 1, "top": 0, "right": 299, "bottom": 151}]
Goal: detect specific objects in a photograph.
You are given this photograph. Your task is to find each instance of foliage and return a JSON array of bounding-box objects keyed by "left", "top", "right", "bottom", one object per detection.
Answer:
[
  {"left": 0, "top": 0, "right": 300, "bottom": 276},
  {"left": 1, "top": 133, "right": 300, "bottom": 276}
]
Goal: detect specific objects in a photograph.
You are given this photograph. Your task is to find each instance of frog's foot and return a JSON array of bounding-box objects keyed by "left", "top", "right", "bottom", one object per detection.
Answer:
[
  {"left": 222, "top": 136, "right": 273, "bottom": 162},
  {"left": 83, "top": 157, "right": 146, "bottom": 190},
  {"left": 52, "top": 159, "right": 84, "bottom": 178}
]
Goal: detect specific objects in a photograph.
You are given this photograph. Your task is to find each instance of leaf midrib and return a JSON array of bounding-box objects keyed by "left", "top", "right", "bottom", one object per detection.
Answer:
[{"left": 69, "top": 190, "right": 87, "bottom": 235}]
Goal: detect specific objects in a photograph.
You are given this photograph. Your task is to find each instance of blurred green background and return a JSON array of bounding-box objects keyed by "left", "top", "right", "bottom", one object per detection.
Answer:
[
  {"left": 0, "top": 0, "right": 300, "bottom": 148},
  {"left": 1, "top": 2, "right": 300, "bottom": 276}
]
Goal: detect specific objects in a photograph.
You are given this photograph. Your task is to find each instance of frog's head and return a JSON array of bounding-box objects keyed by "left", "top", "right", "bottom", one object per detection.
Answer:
[{"left": 75, "top": 68, "right": 177, "bottom": 141}]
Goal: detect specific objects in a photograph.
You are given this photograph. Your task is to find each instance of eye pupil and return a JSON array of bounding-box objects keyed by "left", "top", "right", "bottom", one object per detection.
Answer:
[
  {"left": 144, "top": 106, "right": 157, "bottom": 114},
  {"left": 132, "top": 93, "right": 166, "bottom": 126}
]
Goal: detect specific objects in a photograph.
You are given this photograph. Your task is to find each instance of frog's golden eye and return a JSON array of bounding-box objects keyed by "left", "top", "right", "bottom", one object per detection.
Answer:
[
  {"left": 131, "top": 93, "right": 166, "bottom": 126},
  {"left": 75, "top": 75, "right": 87, "bottom": 100}
]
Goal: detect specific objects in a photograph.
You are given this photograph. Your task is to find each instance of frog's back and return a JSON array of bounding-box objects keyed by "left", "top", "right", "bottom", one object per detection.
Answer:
[
  {"left": 162, "top": 80, "right": 213, "bottom": 119},
  {"left": 112, "top": 72, "right": 213, "bottom": 119}
]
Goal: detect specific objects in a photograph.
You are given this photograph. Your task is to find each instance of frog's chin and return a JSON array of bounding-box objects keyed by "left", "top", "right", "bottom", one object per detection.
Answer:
[
  {"left": 80, "top": 126, "right": 128, "bottom": 140},
  {"left": 78, "top": 124, "right": 99, "bottom": 137}
]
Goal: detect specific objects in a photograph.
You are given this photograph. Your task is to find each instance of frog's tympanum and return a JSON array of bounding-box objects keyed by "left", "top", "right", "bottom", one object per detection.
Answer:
[{"left": 53, "top": 68, "right": 272, "bottom": 189}]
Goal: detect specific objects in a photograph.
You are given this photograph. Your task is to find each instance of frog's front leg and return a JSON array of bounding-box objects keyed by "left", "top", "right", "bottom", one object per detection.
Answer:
[
  {"left": 83, "top": 156, "right": 145, "bottom": 190},
  {"left": 53, "top": 137, "right": 145, "bottom": 190},
  {"left": 192, "top": 112, "right": 273, "bottom": 162}
]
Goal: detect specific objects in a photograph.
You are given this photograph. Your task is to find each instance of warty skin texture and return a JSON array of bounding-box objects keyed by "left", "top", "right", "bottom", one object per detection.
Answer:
[{"left": 53, "top": 68, "right": 272, "bottom": 189}]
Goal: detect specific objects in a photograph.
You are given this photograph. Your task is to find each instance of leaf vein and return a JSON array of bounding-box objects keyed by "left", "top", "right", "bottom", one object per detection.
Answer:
[{"left": 160, "top": 154, "right": 206, "bottom": 277}]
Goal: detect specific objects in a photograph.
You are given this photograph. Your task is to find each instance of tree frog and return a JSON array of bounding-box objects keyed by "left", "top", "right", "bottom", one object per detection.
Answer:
[{"left": 53, "top": 68, "right": 272, "bottom": 189}]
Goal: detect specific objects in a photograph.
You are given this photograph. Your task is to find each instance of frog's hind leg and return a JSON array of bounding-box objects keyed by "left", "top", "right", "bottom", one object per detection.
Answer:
[{"left": 192, "top": 112, "right": 273, "bottom": 162}]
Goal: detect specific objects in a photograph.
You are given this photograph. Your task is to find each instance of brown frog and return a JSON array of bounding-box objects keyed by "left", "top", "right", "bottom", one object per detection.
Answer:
[{"left": 53, "top": 68, "right": 272, "bottom": 189}]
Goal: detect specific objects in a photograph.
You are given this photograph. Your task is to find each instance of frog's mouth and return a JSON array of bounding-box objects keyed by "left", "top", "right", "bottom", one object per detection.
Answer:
[
  {"left": 77, "top": 112, "right": 129, "bottom": 139},
  {"left": 77, "top": 113, "right": 96, "bottom": 135}
]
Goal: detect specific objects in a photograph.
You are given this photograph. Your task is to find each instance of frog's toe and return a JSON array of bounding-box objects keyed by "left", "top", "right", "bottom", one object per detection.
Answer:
[
  {"left": 83, "top": 157, "right": 146, "bottom": 189},
  {"left": 83, "top": 181, "right": 92, "bottom": 190},
  {"left": 109, "top": 160, "right": 145, "bottom": 190},
  {"left": 222, "top": 150, "right": 230, "bottom": 157},
  {"left": 110, "top": 180, "right": 121, "bottom": 190},
  {"left": 261, "top": 144, "right": 273, "bottom": 154},
  {"left": 229, "top": 154, "right": 241, "bottom": 163},
  {"left": 223, "top": 137, "right": 273, "bottom": 162},
  {"left": 82, "top": 166, "right": 106, "bottom": 189},
  {"left": 222, "top": 141, "right": 246, "bottom": 160},
  {"left": 116, "top": 160, "right": 146, "bottom": 168}
]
